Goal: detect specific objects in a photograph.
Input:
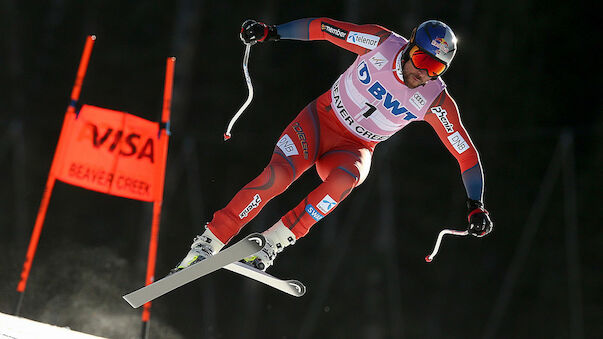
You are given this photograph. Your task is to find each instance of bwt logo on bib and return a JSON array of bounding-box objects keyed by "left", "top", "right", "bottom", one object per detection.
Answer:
[{"left": 357, "top": 61, "right": 417, "bottom": 121}]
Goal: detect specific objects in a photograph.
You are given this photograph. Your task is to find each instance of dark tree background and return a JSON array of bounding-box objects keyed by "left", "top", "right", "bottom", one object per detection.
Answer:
[{"left": 1, "top": 1, "right": 600, "bottom": 338}]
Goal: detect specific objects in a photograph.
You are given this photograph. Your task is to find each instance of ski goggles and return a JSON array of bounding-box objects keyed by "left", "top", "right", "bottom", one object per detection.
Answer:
[{"left": 408, "top": 45, "right": 447, "bottom": 77}]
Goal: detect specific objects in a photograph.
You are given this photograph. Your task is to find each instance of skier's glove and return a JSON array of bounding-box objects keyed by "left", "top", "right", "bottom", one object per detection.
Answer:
[
  {"left": 240, "top": 19, "right": 279, "bottom": 44},
  {"left": 466, "top": 199, "right": 493, "bottom": 237}
]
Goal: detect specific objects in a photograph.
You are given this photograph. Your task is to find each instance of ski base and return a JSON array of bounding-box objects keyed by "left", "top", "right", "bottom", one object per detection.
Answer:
[
  {"left": 123, "top": 233, "right": 265, "bottom": 308},
  {"left": 223, "top": 262, "right": 306, "bottom": 297}
]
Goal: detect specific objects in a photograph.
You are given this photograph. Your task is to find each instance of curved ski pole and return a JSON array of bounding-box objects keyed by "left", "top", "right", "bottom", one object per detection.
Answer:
[
  {"left": 425, "top": 228, "right": 468, "bottom": 262},
  {"left": 224, "top": 43, "right": 253, "bottom": 141}
]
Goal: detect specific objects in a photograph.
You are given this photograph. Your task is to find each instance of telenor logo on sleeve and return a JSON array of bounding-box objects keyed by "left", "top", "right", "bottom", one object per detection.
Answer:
[{"left": 347, "top": 32, "right": 380, "bottom": 50}]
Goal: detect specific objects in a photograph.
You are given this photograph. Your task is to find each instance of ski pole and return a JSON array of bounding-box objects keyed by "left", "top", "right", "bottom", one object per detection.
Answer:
[
  {"left": 425, "top": 228, "right": 468, "bottom": 262},
  {"left": 224, "top": 43, "right": 253, "bottom": 141}
]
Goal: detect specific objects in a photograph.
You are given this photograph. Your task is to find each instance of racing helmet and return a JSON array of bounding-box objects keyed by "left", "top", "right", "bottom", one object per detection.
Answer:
[{"left": 404, "top": 20, "right": 458, "bottom": 77}]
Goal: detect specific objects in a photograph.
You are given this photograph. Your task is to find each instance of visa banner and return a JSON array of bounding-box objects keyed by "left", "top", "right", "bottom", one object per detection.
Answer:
[{"left": 52, "top": 104, "right": 165, "bottom": 202}]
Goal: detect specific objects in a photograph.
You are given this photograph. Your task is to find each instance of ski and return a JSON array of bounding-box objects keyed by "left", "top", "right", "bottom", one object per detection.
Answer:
[
  {"left": 223, "top": 262, "right": 306, "bottom": 297},
  {"left": 123, "top": 233, "right": 265, "bottom": 308}
]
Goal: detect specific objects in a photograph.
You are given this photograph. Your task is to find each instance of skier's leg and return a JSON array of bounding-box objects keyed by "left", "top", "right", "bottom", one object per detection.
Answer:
[
  {"left": 282, "top": 146, "right": 373, "bottom": 239},
  {"left": 206, "top": 154, "right": 298, "bottom": 243},
  {"left": 242, "top": 145, "right": 372, "bottom": 271},
  {"left": 206, "top": 100, "right": 323, "bottom": 244},
  {"left": 173, "top": 101, "right": 322, "bottom": 272},
  {"left": 279, "top": 88, "right": 375, "bottom": 239},
  {"left": 172, "top": 153, "right": 303, "bottom": 273}
]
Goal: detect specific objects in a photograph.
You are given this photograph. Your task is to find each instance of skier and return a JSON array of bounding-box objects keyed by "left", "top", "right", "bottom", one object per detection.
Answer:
[{"left": 173, "top": 18, "right": 493, "bottom": 273}]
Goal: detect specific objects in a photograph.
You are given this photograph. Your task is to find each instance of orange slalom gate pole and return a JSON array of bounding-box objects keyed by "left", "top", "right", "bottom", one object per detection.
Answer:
[
  {"left": 141, "top": 57, "right": 175, "bottom": 339},
  {"left": 15, "top": 35, "right": 96, "bottom": 316},
  {"left": 68, "top": 36, "right": 96, "bottom": 113}
]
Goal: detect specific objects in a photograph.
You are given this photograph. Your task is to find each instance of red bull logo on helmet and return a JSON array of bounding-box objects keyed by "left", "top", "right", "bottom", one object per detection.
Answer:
[{"left": 431, "top": 38, "right": 450, "bottom": 54}]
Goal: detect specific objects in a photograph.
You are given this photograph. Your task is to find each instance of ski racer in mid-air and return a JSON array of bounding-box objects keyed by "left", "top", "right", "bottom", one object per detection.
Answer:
[{"left": 173, "top": 17, "right": 494, "bottom": 273}]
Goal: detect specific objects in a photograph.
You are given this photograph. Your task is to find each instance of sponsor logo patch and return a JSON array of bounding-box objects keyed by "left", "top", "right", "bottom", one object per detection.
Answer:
[
  {"left": 305, "top": 204, "right": 324, "bottom": 221},
  {"left": 321, "top": 22, "right": 348, "bottom": 39},
  {"left": 447, "top": 131, "right": 470, "bottom": 154},
  {"left": 277, "top": 134, "right": 298, "bottom": 157},
  {"left": 347, "top": 31, "right": 380, "bottom": 50},
  {"left": 431, "top": 106, "right": 454, "bottom": 133},
  {"left": 409, "top": 92, "right": 426, "bottom": 110},
  {"left": 369, "top": 52, "right": 388, "bottom": 70},
  {"left": 317, "top": 194, "right": 337, "bottom": 214},
  {"left": 239, "top": 194, "right": 262, "bottom": 219},
  {"left": 292, "top": 122, "right": 309, "bottom": 159},
  {"left": 431, "top": 38, "right": 450, "bottom": 55}
]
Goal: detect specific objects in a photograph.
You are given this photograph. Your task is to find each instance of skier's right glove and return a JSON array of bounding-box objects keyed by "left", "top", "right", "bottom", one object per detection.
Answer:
[
  {"left": 466, "top": 199, "right": 493, "bottom": 237},
  {"left": 240, "top": 19, "right": 279, "bottom": 44}
]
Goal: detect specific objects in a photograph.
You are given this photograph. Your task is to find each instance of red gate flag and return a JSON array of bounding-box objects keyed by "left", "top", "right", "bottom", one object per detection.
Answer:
[
  {"left": 15, "top": 37, "right": 174, "bottom": 338},
  {"left": 51, "top": 104, "right": 165, "bottom": 202}
]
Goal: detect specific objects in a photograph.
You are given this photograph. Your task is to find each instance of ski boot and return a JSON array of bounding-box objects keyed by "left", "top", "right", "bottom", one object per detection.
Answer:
[
  {"left": 170, "top": 227, "right": 225, "bottom": 274},
  {"left": 242, "top": 237, "right": 277, "bottom": 271},
  {"left": 242, "top": 220, "right": 296, "bottom": 271}
]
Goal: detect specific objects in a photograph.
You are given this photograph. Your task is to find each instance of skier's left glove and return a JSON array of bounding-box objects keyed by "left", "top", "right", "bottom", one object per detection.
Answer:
[
  {"left": 240, "top": 19, "right": 279, "bottom": 45},
  {"left": 466, "top": 199, "right": 493, "bottom": 237}
]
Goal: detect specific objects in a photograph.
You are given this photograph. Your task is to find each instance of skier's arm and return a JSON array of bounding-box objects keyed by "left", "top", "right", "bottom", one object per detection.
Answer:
[
  {"left": 241, "top": 18, "right": 392, "bottom": 55},
  {"left": 424, "top": 89, "right": 483, "bottom": 200},
  {"left": 424, "top": 89, "right": 493, "bottom": 236},
  {"left": 278, "top": 18, "right": 391, "bottom": 54}
]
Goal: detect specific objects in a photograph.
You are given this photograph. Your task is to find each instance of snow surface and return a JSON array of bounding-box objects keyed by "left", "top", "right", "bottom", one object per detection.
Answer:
[{"left": 0, "top": 312, "right": 107, "bottom": 339}]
